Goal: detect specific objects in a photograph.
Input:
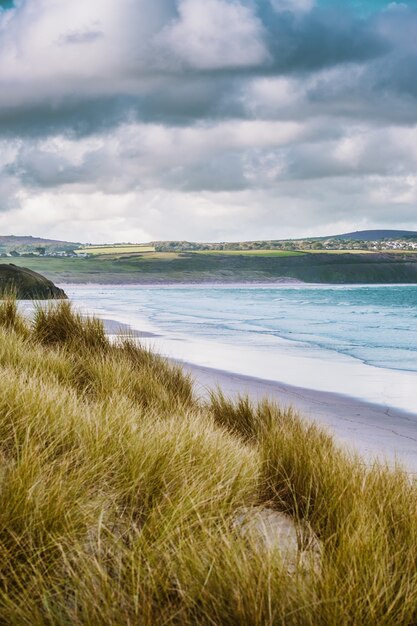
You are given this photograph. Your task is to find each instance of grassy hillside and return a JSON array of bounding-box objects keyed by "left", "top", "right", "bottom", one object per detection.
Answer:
[
  {"left": 2, "top": 252, "right": 417, "bottom": 284},
  {"left": 152, "top": 230, "right": 417, "bottom": 252},
  {"left": 0, "top": 235, "right": 79, "bottom": 255},
  {"left": 331, "top": 230, "right": 417, "bottom": 241},
  {"left": 76, "top": 244, "right": 156, "bottom": 256},
  {"left": 0, "top": 299, "right": 415, "bottom": 624},
  {"left": 193, "top": 250, "right": 304, "bottom": 257}
]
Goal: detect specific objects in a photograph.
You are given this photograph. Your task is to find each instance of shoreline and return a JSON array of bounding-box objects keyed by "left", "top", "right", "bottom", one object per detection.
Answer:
[
  {"left": 100, "top": 317, "right": 160, "bottom": 338},
  {"left": 100, "top": 318, "right": 417, "bottom": 472},
  {"left": 59, "top": 279, "right": 307, "bottom": 288},
  {"left": 60, "top": 280, "right": 417, "bottom": 287},
  {"left": 180, "top": 361, "right": 417, "bottom": 472}
]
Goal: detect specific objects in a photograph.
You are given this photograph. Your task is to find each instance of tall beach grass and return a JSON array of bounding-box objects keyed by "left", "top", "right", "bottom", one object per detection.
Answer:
[{"left": 0, "top": 297, "right": 415, "bottom": 624}]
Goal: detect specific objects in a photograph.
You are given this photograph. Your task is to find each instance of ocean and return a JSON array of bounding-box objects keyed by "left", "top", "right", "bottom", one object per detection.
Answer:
[{"left": 65, "top": 284, "right": 417, "bottom": 415}]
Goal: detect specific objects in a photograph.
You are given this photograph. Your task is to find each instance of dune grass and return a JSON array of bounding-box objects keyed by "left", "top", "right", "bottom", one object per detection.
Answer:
[{"left": 0, "top": 298, "right": 415, "bottom": 624}]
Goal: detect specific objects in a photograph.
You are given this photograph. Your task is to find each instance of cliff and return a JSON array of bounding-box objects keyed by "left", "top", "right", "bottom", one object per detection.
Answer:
[{"left": 0, "top": 264, "right": 67, "bottom": 299}]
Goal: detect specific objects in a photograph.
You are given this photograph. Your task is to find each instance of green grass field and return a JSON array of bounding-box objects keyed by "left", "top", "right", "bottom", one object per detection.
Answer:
[
  {"left": 76, "top": 245, "right": 156, "bottom": 255},
  {"left": 304, "top": 249, "right": 417, "bottom": 255},
  {"left": 0, "top": 298, "right": 415, "bottom": 624},
  {"left": 3, "top": 250, "right": 417, "bottom": 284},
  {"left": 193, "top": 250, "right": 305, "bottom": 257},
  {"left": 303, "top": 249, "right": 375, "bottom": 254}
]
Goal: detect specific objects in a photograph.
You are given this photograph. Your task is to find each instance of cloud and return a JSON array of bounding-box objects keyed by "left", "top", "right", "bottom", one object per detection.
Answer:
[
  {"left": 4, "top": 116, "right": 417, "bottom": 238},
  {"left": 157, "top": 0, "right": 268, "bottom": 69},
  {"left": 0, "top": 0, "right": 416, "bottom": 241},
  {"left": 0, "top": 0, "right": 392, "bottom": 137},
  {"left": 262, "top": 6, "right": 388, "bottom": 75},
  {"left": 59, "top": 29, "right": 104, "bottom": 45}
]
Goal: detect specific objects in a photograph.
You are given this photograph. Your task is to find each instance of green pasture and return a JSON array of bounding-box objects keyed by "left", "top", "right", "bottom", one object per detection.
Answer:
[
  {"left": 304, "top": 249, "right": 376, "bottom": 254},
  {"left": 2, "top": 250, "right": 417, "bottom": 284},
  {"left": 192, "top": 249, "right": 305, "bottom": 257},
  {"left": 76, "top": 245, "right": 155, "bottom": 256},
  {"left": 304, "top": 249, "right": 417, "bottom": 254}
]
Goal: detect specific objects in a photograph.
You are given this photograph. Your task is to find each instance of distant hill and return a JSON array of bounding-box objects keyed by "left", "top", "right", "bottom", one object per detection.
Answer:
[
  {"left": 0, "top": 235, "right": 80, "bottom": 254},
  {"left": 330, "top": 230, "right": 417, "bottom": 241},
  {"left": 0, "top": 235, "right": 79, "bottom": 246}
]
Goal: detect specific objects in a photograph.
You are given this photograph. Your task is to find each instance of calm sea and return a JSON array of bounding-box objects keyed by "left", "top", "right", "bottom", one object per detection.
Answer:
[{"left": 64, "top": 284, "right": 417, "bottom": 413}]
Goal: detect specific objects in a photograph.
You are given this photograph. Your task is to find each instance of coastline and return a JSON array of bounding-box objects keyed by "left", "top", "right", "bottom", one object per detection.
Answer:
[
  {"left": 60, "top": 279, "right": 417, "bottom": 287},
  {"left": 101, "top": 318, "right": 417, "bottom": 472},
  {"left": 99, "top": 317, "right": 160, "bottom": 338},
  {"left": 59, "top": 279, "right": 306, "bottom": 288},
  {"left": 181, "top": 361, "right": 417, "bottom": 472}
]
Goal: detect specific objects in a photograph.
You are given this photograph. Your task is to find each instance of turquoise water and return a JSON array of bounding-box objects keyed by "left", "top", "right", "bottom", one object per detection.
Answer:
[{"left": 66, "top": 284, "right": 417, "bottom": 374}]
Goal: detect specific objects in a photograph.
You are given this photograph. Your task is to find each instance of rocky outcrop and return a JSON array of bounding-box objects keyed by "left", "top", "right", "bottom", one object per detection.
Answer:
[
  {"left": 234, "top": 506, "right": 322, "bottom": 575},
  {"left": 0, "top": 264, "right": 67, "bottom": 299}
]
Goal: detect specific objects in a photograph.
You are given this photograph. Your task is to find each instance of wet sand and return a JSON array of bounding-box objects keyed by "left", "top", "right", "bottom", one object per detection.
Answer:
[{"left": 102, "top": 318, "right": 160, "bottom": 338}]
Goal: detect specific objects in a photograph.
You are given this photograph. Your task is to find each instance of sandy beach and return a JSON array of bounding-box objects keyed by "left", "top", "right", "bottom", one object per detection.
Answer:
[
  {"left": 182, "top": 362, "right": 417, "bottom": 473},
  {"left": 100, "top": 317, "right": 417, "bottom": 472},
  {"left": 19, "top": 297, "right": 417, "bottom": 471}
]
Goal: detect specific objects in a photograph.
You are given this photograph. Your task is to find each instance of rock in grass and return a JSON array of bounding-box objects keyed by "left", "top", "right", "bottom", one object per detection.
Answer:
[
  {"left": 0, "top": 264, "right": 67, "bottom": 300},
  {"left": 235, "top": 507, "right": 322, "bottom": 575}
]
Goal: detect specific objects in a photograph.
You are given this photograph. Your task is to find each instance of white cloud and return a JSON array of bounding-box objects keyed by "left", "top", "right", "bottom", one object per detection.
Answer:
[
  {"left": 244, "top": 77, "right": 307, "bottom": 117},
  {"left": 3, "top": 119, "right": 417, "bottom": 243},
  {"left": 157, "top": 0, "right": 268, "bottom": 69},
  {"left": 0, "top": 0, "right": 416, "bottom": 241},
  {"left": 0, "top": 0, "right": 177, "bottom": 109},
  {"left": 2, "top": 172, "right": 417, "bottom": 244}
]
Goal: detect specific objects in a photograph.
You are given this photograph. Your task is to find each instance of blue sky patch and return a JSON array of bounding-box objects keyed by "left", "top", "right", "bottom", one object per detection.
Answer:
[{"left": 320, "top": 0, "right": 416, "bottom": 16}]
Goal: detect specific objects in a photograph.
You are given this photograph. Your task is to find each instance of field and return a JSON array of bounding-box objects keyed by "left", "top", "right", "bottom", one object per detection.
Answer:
[
  {"left": 304, "top": 249, "right": 417, "bottom": 255},
  {"left": 304, "top": 249, "right": 375, "bottom": 254},
  {"left": 76, "top": 244, "right": 156, "bottom": 255},
  {"left": 2, "top": 251, "right": 417, "bottom": 284},
  {"left": 0, "top": 298, "right": 415, "bottom": 624},
  {"left": 193, "top": 250, "right": 305, "bottom": 257}
]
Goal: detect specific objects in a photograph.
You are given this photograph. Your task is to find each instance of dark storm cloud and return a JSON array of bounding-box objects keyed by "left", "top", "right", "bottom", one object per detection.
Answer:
[
  {"left": 0, "top": 0, "right": 401, "bottom": 138},
  {"left": 0, "top": 80, "right": 247, "bottom": 139},
  {"left": 0, "top": 97, "right": 137, "bottom": 139},
  {"left": 259, "top": 4, "right": 389, "bottom": 74}
]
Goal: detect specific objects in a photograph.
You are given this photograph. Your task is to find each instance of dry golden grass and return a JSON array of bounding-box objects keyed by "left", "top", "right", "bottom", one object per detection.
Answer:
[{"left": 0, "top": 297, "right": 415, "bottom": 624}]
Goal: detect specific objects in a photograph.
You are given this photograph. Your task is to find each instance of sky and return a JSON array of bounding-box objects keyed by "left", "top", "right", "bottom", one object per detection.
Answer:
[{"left": 0, "top": 0, "right": 417, "bottom": 243}]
